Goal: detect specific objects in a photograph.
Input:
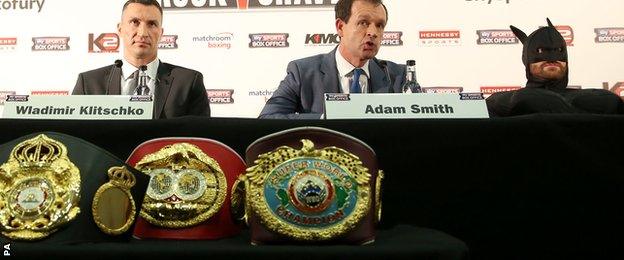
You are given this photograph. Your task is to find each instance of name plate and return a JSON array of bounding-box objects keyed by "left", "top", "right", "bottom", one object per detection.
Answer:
[
  {"left": 324, "top": 93, "right": 489, "bottom": 119},
  {"left": 2, "top": 95, "right": 153, "bottom": 120}
]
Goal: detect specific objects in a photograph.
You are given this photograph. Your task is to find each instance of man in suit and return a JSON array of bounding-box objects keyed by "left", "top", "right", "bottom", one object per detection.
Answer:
[
  {"left": 73, "top": 0, "right": 210, "bottom": 119},
  {"left": 258, "top": 0, "right": 405, "bottom": 119}
]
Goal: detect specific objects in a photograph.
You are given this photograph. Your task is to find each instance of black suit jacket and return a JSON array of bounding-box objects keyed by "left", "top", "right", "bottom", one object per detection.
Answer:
[
  {"left": 73, "top": 61, "right": 210, "bottom": 119},
  {"left": 258, "top": 48, "right": 406, "bottom": 119}
]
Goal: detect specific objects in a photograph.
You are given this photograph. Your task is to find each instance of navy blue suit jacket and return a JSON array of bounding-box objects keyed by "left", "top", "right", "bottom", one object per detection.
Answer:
[{"left": 259, "top": 48, "right": 406, "bottom": 119}]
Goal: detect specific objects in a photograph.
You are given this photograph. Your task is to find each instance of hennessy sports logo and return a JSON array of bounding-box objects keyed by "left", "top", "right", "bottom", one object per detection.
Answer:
[
  {"left": 0, "top": 37, "right": 17, "bottom": 51},
  {"left": 88, "top": 33, "right": 119, "bottom": 53},
  {"left": 305, "top": 33, "right": 339, "bottom": 46},
  {"left": 159, "top": 0, "right": 337, "bottom": 10},
  {"left": 476, "top": 30, "right": 518, "bottom": 45},
  {"left": 480, "top": 86, "right": 521, "bottom": 97},
  {"left": 595, "top": 28, "right": 624, "bottom": 43},
  {"left": 207, "top": 89, "right": 234, "bottom": 104},
  {"left": 159, "top": 35, "right": 179, "bottom": 49},
  {"left": 32, "top": 37, "right": 70, "bottom": 51},
  {"left": 419, "top": 30, "right": 461, "bottom": 46},
  {"left": 249, "top": 33, "right": 289, "bottom": 48},
  {"left": 382, "top": 31, "right": 403, "bottom": 46}
]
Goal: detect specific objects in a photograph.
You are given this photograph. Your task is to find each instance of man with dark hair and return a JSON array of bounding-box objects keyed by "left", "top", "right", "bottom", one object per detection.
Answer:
[
  {"left": 73, "top": 0, "right": 210, "bottom": 119},
  {"left": 486, "top": 18, "right": 622, "bottom": 117},
  {"left": 259, "top": 0, "right": 405, "bottom": 119}
]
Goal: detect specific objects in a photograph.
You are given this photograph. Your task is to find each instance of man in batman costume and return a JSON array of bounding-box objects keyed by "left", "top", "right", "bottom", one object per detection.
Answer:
[{"left": 486, "top": 18, "right": 623, "bottom": 117}]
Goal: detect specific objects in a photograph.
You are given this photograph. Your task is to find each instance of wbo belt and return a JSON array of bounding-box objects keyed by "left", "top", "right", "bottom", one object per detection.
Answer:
[
  {"left": 127, "top": 137, "right": 245, "bottom": 240},
  {"left": 0, "top": 132, "right": 149, "bottom": 243},
  {"left": 234, "top": 127, "right": 383, "bottom": 245}
]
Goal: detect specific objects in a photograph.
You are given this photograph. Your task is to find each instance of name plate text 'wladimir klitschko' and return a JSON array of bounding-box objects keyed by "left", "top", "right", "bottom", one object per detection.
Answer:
[{"left": 2, "top": 95, "right": 153, "bottom": 120}]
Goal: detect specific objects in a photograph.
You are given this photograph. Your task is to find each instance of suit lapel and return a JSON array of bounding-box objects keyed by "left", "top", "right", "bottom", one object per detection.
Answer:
[
  {"left": 154, "top": 61, "right": 173, "bottom": 118},
  {"left": 369, "top": 59, "right": 391, "bottom": 93},
  {"left": 321, "top": 48, "right": 340, "bottom": 93}
]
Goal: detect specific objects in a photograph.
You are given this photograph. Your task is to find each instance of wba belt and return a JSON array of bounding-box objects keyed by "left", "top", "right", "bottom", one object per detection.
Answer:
[
  {"left": 127, "top": 138, "right": 245, "bottom": 240},
  {"left": 0, "top": 132, "right": 149, "bottom": 243},
  {"left": 234, "top": 127, "right": 383, "bottom": 245}
]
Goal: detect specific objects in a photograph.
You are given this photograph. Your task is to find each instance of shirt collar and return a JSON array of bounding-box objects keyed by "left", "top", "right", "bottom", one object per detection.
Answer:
[
  {"left": 335, "top": 49, "right": 370, "bottom": 78},
  {"left": 122, "top": 58, "right": 160, "bottom": 80}
]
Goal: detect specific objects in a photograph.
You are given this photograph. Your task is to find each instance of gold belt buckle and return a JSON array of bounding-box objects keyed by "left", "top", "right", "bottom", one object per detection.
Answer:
[
  {"left": 0, "top": 134, "right": 81, "bottom": 241},
  {"left": 135, "top": 143, "right": 227, "bottom": 228}
]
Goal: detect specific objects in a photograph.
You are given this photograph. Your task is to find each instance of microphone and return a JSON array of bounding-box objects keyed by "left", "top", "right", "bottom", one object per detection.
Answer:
[
  {"left": 138, "top": 65, "right": 149, "bottom": 95},
  {"left": 377, "top": 59, "right": 394, "bottom": 93},
  {"left": 105, "top": 59, "right": 123, "bottom": 95}
]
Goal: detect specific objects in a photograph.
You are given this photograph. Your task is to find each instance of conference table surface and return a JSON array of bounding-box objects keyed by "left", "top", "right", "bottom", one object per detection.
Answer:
[{"left": 0, "top": 114, "right": 623, "bottom": 260}]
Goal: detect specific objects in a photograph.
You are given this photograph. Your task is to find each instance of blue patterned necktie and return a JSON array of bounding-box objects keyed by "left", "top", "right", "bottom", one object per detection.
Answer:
[{"left": 350, "top": 68, "right": 364, "bottom": 94}]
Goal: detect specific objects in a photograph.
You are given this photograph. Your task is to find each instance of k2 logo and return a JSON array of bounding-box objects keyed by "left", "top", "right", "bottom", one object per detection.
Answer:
[{"left": 89, "top": 33, "right": 120, "bottom": 53}]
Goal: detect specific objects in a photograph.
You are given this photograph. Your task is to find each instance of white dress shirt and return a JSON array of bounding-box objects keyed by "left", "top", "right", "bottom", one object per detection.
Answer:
[{"left": 335, "top": 50, "right": 370, "bottom": 94}]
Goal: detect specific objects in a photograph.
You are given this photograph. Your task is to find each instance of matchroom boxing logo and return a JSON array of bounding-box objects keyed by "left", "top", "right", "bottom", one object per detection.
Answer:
[
  {"left": 193, "top": 33, "right": 233, "bottom": 49},
  {"left": 88, "top": 33, "right": 119, "bottom": 53},
  {"left": 249, "top": 33, "right": 289, "bottom": 48},
  {"left": 382, "top": 31, "right": 403, "bottom": 46},
  {"left": 419, "top": 30, "right": 461, "bottom": 46},
  {"left": 595, "top": 28, "right": 624, "bottom": 43},
  {"left": 159, "top": 35, "right": 179, "bottom": 49},
  {"left": 32, "top": 37, "right": 70, "bottom": 51},
  {"left": 476, "top": 30, "right": 518, "bottom": 45},
  {"left": 159, "top": 0, "right": 336, "bottom": 10}
]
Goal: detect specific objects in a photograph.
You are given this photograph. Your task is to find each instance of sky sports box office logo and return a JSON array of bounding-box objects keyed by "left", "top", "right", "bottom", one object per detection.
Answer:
[
  {"left": 594, "top": 28, "right": 624, "bottom": 43},
  {"left": 476, "top": 30, "right": 518, "bottom": 45},
  {"left": 32, "top": 37, "right": 70, "bottom": 51},
  {"left": 207, "top": 89, "right": 234, "bottom": 104},
  {"left": 382, "top": 31, "right": 403, "bottom": 46},
  {"left": 159, "top": 35, "right": 179, "bottom": 49},
  {"left": 159, "top": 0, "right": 337, "bottom": 10},
  {"left": 249, "top": 33, "right": 289, "bottom": 48}
]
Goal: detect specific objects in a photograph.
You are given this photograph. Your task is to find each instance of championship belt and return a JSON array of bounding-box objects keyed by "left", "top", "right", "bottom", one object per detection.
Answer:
[
  {"left": 127, "top": 138, "right": 245, "bottom": 240},
  {"left": 0, "top": 132, "right": 149, "bottom": 243},
  {"left": 234, "top": 127, "right": 383, "bottom": 245}
]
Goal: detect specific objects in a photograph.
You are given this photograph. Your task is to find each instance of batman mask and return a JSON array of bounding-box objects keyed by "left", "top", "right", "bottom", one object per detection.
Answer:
[{"left": 511, "top": 18, "right": 569, "bottom": 91}]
